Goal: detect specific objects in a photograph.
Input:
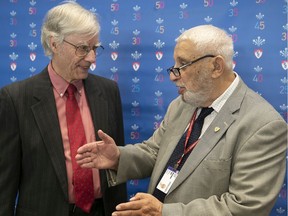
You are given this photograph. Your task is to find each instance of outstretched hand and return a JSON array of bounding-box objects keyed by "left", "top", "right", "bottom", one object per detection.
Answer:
[{"left": 76, "top": 130, "right": 120, "bottom": 170}]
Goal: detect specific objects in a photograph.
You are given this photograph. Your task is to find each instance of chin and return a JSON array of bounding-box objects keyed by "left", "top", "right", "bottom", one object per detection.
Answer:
[
  {"left": 183, "top": 92, "right": 204, "bottom": 107},
  {"left": 182, "top": 93, "right": 192, "bottom": 104},
  {"left": 79, "top": 72, "right": 89, "bottom": 80}
]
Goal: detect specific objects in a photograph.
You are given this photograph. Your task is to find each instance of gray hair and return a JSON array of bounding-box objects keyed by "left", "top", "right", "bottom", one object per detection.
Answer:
[
  {"left": 41, "top": 1, "right": 100, "bottom": 57},
  {"left": 176, "top": 25, "right": 234, "bottom": 70}
]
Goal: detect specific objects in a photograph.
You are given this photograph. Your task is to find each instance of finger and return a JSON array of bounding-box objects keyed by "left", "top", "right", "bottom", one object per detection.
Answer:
[
  {"left": 75, "top": 150, "right": 89, "bottom": 160},
  {"left": 97, "top": 129, "right": 114, "bottom": 144},
  {"left": 112, "top": 210, "right": 137, "bottom": 216},
  {"left": 130, "top": 192, "right": 148, "bottom": 201},
  {"left": 116, "top": 200, "right": 142, "bottom": 211},
  {"left": 79, "top": 161, "right": 95, "bottom": 168},
  {"left": 77, "top": 142, "right": 96, "bottom": 154},
  {"left": 75, "top": 153, "right": 93, "bottom": 163}
]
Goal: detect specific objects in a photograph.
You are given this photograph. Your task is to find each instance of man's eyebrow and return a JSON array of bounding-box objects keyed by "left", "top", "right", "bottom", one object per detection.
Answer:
[
  {"left": 90, "top": 43, "right": 101, "bottom": 48},
  {"left": 176, "top": 56, "right": 189, "bottom": 63}
]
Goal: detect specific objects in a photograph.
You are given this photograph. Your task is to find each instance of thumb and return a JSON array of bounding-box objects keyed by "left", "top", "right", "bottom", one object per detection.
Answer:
[{"left": 97, "top": 130, "right": 114, "bottom": 144}]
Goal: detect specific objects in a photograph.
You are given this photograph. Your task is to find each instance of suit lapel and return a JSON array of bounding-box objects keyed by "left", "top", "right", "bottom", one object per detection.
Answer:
[
  {"left": 31, "top": 70, "right": 68, "bottom": 200},
  {"left": 83, "top": 76, "right": 109, "bottom": 138},
  {"left": 167, "top": 109, "right": 236, "bottom": 194},
  {"left": 167, "top": 79, "right": 247, "bottom": 195},
  {"left": 149, "top": 103, "right": 196, "bottom": 191},
  {"left": 83, "top": 76, "right": 110, "bottom": 189}
]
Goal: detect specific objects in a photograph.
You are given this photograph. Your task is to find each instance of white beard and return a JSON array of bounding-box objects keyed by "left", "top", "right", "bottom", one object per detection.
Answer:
[{"left": 182, "top": 71, "right": 214, "bottom": 107}]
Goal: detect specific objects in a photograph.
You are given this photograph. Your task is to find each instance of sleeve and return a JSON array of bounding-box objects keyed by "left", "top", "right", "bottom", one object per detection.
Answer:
[
  {"left": 0, "top": 87, "right": 21, "bottom": 216},
  {"left": 114, "top": 82, "right": 125, "bottom": 147},
  {"left": 108, "top": 97, "right": 181, "bottom": 185}
]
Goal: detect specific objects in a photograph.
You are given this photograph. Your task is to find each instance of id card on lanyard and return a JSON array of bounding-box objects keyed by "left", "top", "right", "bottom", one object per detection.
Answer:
[
  {"left": 156, "top": 108, "right": 199, "bottom": 194},
  {"left": 156, "top": 166, "right": 179, "bottom": 193}
]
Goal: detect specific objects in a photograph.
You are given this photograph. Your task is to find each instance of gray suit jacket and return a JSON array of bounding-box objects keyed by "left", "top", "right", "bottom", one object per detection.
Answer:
[
  {"left": 110, "top": 78, "right": 287, "bottom": 216},
  {"left": 0, "top": 68, "right": 127, "bottom": 216}
]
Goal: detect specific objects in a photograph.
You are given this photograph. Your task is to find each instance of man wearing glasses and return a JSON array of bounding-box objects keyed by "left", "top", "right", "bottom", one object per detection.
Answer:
[
  {"left": 0, "top": 2, "right": 126, "bottom": 216},
  {"left": 76, "top": 25, "right": 287, "bottom": 216}
]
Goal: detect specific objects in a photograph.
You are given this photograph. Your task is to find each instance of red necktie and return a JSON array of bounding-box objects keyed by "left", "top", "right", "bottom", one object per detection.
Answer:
[{"left": 66, "top": 84, "right": 94, "bottom": 213}]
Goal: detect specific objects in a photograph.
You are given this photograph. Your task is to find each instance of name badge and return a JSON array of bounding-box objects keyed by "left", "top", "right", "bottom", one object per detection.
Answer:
[{"left": 156, "top": 166, "right": 179, "bottom": 194}]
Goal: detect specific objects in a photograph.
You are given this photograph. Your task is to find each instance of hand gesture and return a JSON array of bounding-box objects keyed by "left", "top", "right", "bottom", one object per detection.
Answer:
[
  {"left": 76, "top": 130, "right": 120, "bottom": 170},
  {"left": 112, "top": 193, "right": 163, "bottom": 216}
]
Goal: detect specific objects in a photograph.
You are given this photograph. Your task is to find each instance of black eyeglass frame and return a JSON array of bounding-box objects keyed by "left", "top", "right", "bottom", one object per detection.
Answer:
[
  {"left": 167, "top": 54, "right": 216, "bottom": 77},
  {"left": 63, "top": 39, "right": 104, "bottom": 57}
]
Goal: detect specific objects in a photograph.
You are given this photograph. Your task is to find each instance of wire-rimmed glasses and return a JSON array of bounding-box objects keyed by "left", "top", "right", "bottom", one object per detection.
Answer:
[{"left": 63, "top": 39, "right": 104, "bottom": 57}]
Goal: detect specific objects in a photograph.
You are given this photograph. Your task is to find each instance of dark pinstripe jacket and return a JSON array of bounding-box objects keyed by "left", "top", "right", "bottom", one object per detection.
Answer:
[{"left": 0, "top": 67, "right": 127, "bottom": 216}]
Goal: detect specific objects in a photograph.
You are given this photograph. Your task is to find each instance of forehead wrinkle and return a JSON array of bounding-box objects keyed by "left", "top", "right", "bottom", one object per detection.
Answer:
[
  {"left": 175, "top": 39, "right": 197, "bottom": 60},
  {"left": 68, "top": 34, "right": 99, "bottom": 46}
]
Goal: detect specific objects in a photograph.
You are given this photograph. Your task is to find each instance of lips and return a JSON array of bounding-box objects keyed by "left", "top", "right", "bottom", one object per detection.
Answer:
[
  {"left": 178, "top": 86, "right": 186, "bottom": 95},
  {"left": 81, "top": 65, "right": 90, "bottom": 69}
]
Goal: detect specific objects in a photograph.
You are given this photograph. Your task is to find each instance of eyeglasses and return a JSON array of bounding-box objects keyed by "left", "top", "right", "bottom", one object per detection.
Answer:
[
  {"left": 63, "top": 39, "right": 104, "bottom": 57},
  {"left": 167, "top": 54, "right": 215, "bottom": 77}
]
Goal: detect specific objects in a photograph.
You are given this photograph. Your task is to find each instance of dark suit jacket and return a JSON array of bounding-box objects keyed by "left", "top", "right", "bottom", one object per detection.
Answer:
[{"left": 0, "top": 68, "right": 127, "bottom": 216}]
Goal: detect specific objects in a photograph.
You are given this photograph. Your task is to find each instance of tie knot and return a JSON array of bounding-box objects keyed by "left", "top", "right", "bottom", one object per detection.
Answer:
[
  {"left": 66, "top": 84, "right": 77, "bottom": 97},
  {"left": 197, "top": 107, "right": 213, "bottom": 121}
]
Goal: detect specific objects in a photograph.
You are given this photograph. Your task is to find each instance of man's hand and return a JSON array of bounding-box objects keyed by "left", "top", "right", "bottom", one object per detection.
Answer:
[
  {"left": 112, "top": 193, "right": 163, "bottom": 216},
  {"left": 76, "top": 130, "right": 120, "bottom": 170}
]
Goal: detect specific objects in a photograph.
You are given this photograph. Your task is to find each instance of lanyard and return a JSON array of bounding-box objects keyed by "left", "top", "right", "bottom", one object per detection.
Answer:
[{"left": 174, "top": 108, "right": 199, "bottom": 170}]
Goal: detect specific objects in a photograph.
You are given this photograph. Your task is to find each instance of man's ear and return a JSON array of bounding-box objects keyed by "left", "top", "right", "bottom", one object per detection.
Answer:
[
  {"left": 49, "top": 36, "right": 58, "bottom": 52},
  {"left": 211, "top": 56, "right": 224, "bottom": 78}
]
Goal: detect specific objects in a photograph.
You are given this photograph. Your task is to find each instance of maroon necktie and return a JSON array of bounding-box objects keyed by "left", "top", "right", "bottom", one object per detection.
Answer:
[{"left": 66, "top": 84, "right": 94, "bottom": 213}]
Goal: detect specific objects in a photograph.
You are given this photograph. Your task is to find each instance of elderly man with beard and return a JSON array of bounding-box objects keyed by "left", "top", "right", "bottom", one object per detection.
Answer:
[{"left": 76, "top": 25, "right": 287, "bottom": 216}]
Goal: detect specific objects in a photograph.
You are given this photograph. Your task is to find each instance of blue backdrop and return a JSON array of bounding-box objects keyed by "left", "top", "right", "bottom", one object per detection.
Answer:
[{"left": 1, "top": 0, "right": 287, "bottom": 215}]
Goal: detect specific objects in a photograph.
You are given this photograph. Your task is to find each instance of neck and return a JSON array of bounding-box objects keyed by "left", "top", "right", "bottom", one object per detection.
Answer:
[
  {"left": 204, "top": 71, "right": 235, "bottom": 107},
  {"left": 51, "top": 60, "right": 72, "bottom": 83}
]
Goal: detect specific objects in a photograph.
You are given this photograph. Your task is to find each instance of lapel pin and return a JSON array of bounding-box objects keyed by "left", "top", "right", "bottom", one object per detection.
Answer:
[{"left": 214, "top": 127, "right": 220, "bottom": 132}]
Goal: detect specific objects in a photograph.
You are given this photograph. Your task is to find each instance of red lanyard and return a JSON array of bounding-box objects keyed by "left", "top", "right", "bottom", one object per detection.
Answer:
[{"left": 174, "top": 108, "right": 199, "bottom": 170}]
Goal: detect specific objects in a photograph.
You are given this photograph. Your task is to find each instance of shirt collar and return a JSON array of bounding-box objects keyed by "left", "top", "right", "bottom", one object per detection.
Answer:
[
  {"left": 210, "top": 72, "right": 239, "bottom": 113},
  {"left": 48, "top": 61, "right": 84, "bottom": 97}
]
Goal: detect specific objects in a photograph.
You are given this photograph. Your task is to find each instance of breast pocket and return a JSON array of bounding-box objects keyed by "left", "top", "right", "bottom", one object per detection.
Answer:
[{"left": 200, "top": 157, "right": 232, "bottom": 194}]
